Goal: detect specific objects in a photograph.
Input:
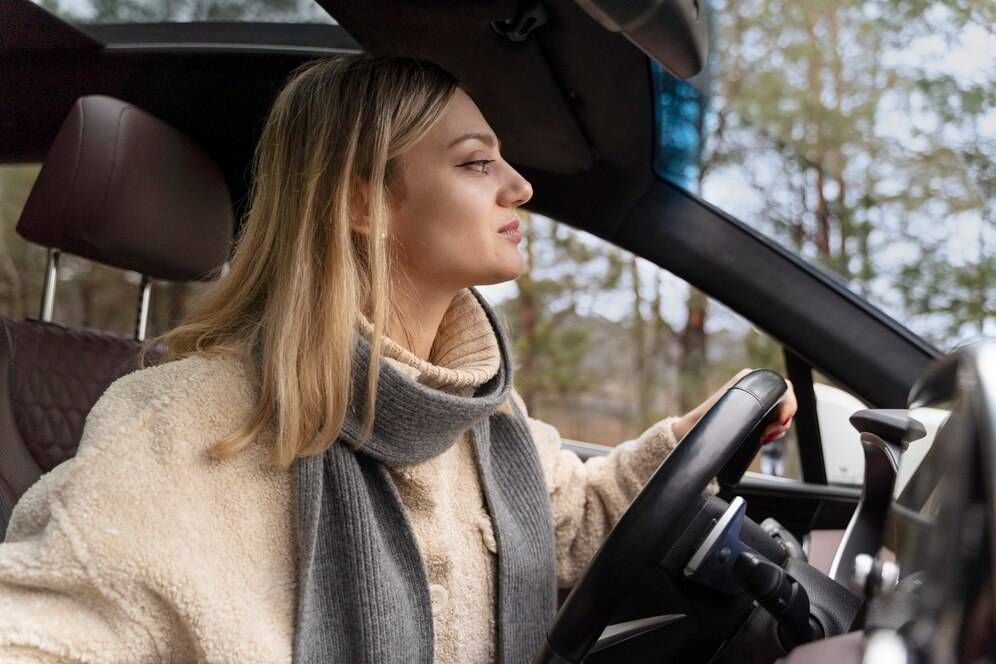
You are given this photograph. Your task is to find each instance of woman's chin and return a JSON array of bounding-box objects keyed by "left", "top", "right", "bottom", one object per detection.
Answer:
[
  {"left": 474, "top": 264, "right": 524, "bottom": 287},
  {"left": 497, "top": 259, "right": 526, "bottom": 283}
]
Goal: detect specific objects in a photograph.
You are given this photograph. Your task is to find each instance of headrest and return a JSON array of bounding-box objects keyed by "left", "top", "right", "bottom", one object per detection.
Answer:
[{"left": 17, "top": 95, "right": 233, "bottom": 281}]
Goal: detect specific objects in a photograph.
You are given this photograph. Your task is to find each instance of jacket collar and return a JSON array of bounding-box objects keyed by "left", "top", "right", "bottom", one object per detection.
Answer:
[
  {"left": 341, "top": 287, "right": 512, "bottom": 466},
  {"left": 356, "top": 287, "right": 500, "bottom": 393}
]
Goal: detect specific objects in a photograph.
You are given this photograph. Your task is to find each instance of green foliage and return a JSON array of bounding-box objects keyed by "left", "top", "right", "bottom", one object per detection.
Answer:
[
  {"left": 704, "top": 0, "right": 993, "bottom": 347},
  {"left": 898, "top": 246, "right": 995, "bottom": 338}
]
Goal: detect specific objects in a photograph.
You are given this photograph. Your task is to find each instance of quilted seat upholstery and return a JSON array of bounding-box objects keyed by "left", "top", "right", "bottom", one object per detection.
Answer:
[
  {"left": 5, "top": 319, "right": 157, "bottom": 471},
  {"left": 0, "top": 319, "right": 164, "bottom": 535}
]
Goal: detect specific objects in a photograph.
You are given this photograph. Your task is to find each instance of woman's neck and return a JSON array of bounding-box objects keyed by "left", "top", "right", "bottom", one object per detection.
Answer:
[{"left": 383, "top": 283, "right": 460, "bottom": 362}]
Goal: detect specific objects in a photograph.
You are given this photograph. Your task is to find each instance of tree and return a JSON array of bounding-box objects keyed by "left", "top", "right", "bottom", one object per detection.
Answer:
[
  {"left": 699, "top": 0, "right": 993, "bottom": 347},
  {"left": 879, "top": 3, "right": 995, "bottom": 338},
  {"left": 501, "top": 213, "right": 625, "bottom": 415},
  {"left": 0, "top": 166, "right": 41, "bottom": 321}
]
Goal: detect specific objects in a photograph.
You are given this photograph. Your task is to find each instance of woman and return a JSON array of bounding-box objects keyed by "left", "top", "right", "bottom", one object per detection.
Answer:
[{"left": 0, "top": 55, "right": 795, "bottom": 663}]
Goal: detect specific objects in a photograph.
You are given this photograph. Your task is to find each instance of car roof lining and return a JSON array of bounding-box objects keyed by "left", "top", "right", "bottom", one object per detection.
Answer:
[{"left": 1, "top": 0, "right": 655, "bottom": 239}]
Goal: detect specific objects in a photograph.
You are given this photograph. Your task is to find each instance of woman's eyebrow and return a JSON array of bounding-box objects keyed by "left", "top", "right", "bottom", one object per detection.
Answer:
[{"left": 447, "top": 132, "right": 501, "bottom": 151}]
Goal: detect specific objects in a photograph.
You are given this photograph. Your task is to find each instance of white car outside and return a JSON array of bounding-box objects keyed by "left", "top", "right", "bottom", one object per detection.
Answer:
[{"left": 814, "top": 382, "right": 949, "bottom": 493}]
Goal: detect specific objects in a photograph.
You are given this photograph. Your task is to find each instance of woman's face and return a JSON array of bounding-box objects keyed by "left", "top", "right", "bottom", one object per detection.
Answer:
[{"left": 386, "top": 87, "right": 533, "bottom": 293}]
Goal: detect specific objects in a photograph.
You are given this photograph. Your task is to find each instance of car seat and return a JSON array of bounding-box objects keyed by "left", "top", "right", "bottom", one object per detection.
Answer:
[{"left": 0, "top": 95, "right": 233, "bottom": 538}]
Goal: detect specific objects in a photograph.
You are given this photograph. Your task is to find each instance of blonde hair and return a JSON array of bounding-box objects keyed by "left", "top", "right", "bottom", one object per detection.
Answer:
[{"left": 141, "top": 55, "right": 458, "bottom": 469}]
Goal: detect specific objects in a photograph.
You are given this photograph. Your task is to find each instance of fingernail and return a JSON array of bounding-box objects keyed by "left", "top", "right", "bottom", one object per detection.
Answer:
[{"left": 780, "top": 416, "right": 791, "bottom": 426}]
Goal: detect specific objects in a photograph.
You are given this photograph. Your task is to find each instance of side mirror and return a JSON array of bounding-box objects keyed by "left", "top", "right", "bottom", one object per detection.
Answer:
[{"left": 574, "top": 0, "right": 709, "bottom": 78}]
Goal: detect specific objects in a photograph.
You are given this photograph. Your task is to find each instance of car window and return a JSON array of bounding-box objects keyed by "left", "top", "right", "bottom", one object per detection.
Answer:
[
  {"left": 654, "top": 3, "right": 994, "bottom": 351},
  {"left": 478, "top": 212, "right": 804, "bottom": 482},
  {"left": 2, "top": 164, "right": 800, "bottom": 482},
  {"left": 0, "top": 163, "right": 205, "bottom": 338},
  {"left": 1, "top": 164, "right": 45, "bottom": 323}
]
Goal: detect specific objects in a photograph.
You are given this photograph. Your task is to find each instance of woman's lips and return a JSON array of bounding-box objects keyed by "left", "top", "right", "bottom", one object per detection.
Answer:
[{"left": 498, "top": 219, "right": 521, "bottom": 243}]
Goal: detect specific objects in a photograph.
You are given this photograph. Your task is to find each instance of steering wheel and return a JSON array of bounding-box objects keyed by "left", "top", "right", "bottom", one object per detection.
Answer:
[{"left": 534, "top": 369, "right": 788, "bottom": 663}]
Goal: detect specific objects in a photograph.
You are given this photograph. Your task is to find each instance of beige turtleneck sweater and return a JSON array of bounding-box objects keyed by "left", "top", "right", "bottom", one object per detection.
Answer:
[
  {"left": 0, "top": 288, "right": 687, "bottom": 664},
  {"left": 358, "top": 289, "right": 685, "bottom": 663}
]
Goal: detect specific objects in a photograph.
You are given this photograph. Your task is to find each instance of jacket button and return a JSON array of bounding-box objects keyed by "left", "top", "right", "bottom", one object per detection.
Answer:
[{"left": 429, "top": 584, "right": 449, "bottom": 614}]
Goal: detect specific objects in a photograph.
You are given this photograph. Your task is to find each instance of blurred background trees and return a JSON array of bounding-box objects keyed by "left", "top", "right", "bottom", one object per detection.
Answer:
[
  {"left": 701, "top": 0, "right": 993, "bottom": 342},
  {"left": 498, "top": 0, "right": 991, "bottom": 452}
]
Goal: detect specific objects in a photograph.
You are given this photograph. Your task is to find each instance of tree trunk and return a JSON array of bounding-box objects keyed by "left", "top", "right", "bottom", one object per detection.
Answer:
[
  {"left": 829, "top": 6, "right": 850, "bottom": 280},
  {"left": 678, "top": 288, "right": 708, "bottom": 413},
  {"left": 517, "top": 215, "right": 540, "bottom": 412},
  {"left": 629, "top": 257, "right": 654, "bottom": 427}
]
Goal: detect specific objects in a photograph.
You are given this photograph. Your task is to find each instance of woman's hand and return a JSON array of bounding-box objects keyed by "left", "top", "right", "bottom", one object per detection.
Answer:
[{"left": 671, "top": 368, "right": 798, "bottom": 443}]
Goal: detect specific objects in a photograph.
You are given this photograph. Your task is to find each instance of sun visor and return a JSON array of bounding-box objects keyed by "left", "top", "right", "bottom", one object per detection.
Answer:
[
  {"left": 321, "top": 0, "right": 595, "bottom": 174},
  {"left": 574, "top": 0, "right": 708, "bottom": 79}
]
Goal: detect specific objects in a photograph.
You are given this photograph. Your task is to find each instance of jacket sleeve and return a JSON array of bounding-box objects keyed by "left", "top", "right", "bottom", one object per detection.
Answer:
[
  {"left": 0, "top": 384, "right": 170, "bottom": 662},
  {"left": 1, "top": 356, "right": 296, "bottom": 664},
  {"left": 0, "top": 470, "right": 163, "bottom": 662},
  {"left": 507, "top": 389, "right": 717, "bottom": 589}
]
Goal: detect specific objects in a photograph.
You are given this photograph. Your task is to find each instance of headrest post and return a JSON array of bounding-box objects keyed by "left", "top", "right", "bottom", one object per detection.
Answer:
[
  {"left": 136, "top": 275, "right": 151, "bottom": 341},
  {"left": 40, "top": 248, "right": 60, "bottom": 322}
]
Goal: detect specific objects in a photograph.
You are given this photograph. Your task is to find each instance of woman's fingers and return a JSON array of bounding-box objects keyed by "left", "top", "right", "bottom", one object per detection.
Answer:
[
  {"left": 761, "top": 378, "right": 798, "bottom": 444},
  {"left": 677, "top": 371, "right": 798, "bottom": 445}
]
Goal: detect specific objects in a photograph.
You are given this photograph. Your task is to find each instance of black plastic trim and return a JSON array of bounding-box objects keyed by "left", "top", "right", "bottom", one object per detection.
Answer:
[
  {"left": 80, "top": 22, "right": 363, "bottom": 53},
  {"left": 732, "top": 475, "right": 861, "bottom": 501},
  {"left": 784, "top": 349, "right": 828, "bottom": 484}
]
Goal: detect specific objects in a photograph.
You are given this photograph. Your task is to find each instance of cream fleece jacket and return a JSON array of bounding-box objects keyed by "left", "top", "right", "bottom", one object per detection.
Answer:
[{"left": 0, "top": 289, "right": 686, "bottom": 663}]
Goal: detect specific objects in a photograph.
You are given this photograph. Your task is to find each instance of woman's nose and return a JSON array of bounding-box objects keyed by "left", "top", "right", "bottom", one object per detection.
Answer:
[{"left": 500, "top": 166, "right": 533, "bottom": 208}]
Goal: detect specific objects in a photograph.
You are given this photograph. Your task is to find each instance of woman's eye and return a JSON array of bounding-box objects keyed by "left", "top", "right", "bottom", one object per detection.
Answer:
[{"left": 462, "top": 159, "right": 494, "bottom": 174}]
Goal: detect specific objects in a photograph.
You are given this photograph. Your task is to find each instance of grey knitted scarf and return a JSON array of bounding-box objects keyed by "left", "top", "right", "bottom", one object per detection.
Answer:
[{"left": 292, "top": 288, "right": 557, "bottom": 664}]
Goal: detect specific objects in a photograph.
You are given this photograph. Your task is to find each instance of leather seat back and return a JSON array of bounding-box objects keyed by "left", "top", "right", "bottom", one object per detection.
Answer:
[
  {"left": 0, "top": 96, "right": 233, "bottom": 538},
  {"left": 0, "top": 320, "right": 156, "bottom": 525}
]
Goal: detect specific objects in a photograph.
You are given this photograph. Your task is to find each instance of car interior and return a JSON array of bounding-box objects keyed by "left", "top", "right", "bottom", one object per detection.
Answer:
[
  {"left": 0, "top": 93, "right": 234, "bottom": 534},
  {"left": 1, "top": 0, "right": 992, "bottom": 662}
]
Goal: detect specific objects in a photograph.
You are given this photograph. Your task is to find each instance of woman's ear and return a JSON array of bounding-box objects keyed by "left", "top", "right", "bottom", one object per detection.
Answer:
[{"left": 348, "top": 180, "right": 373, "bottom": 237}]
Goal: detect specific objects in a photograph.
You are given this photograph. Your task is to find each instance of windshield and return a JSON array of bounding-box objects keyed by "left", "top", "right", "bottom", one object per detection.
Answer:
[{"left": 653, "top": 1, "right": 994, "bottom": 352}]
